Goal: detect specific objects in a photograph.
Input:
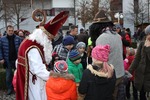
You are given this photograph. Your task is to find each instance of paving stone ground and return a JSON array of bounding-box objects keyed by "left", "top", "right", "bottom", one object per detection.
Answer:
[
  {"left": 0, "top": 90, "right": 149, "bottom": 100},
  {"left": 0, "top": 90, "right": 15, "bottom": 100}
]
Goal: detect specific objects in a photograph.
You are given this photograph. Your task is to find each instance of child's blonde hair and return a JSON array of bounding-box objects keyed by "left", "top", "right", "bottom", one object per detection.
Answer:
[{"left": 126, "top": 47, "right": 135, "bottom": 56}]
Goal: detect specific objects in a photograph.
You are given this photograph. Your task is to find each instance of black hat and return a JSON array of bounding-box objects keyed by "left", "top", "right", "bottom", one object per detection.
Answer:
[{"left": 93, "top": 10, "right": 111, "bottom": 23}]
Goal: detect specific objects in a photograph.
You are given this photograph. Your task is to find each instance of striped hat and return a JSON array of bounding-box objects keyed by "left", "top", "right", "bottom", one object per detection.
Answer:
[
  {"left": 54, "top": 60, "right": 68, "bottom": 74},
  {"left": 76, "top": 42, "right": 86, "bottom": 49},
  {"left": 69, "top": 50, "right": 81, "bottom": 62}
]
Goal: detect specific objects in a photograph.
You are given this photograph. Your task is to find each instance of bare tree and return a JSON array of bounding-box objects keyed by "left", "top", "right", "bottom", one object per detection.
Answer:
[
  {"left": 91, "top": 0, "right": 100, "bottom": 18},
  {"left": 125, "top": 0, "right": 148, "bottom": 26},
  {"left": 109, "top": 0, "right": 123, "bottom": 23},
  {"left": 76, "top": 0, "right": 115, "bottom": 28},
  {"left": 1, "top": 0, "right": 30, "bottom": 29},
  {"left": 76, "top": 0, "right": 101, "bottom": 27},
  {"left": 0, "top": 0, "right": 3, "bottom": 20},
  {"left": 76, "top": 0, "right": 91, "bottom": 27},
  {"left": 99, "top": 0, "right": 110, "bottom": 12}
]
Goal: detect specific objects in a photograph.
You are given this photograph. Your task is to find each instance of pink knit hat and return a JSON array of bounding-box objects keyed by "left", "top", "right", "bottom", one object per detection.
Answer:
[{"left": 92, "top": 44, "right": 110, "bottom": 62}]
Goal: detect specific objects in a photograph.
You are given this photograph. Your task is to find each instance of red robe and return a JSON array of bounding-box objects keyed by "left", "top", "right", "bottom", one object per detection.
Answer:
[{"left": 16, "top": 39, "right": 46, "bottom": 100}]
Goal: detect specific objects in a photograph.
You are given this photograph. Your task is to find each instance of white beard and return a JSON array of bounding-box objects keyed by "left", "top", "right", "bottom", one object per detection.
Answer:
[{"left": 29, "top": 29, "right": 52, "bottom": 65}]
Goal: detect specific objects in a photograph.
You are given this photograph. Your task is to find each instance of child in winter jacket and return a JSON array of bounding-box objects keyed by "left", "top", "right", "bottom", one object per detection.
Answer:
[
  {"left": 67, "top": 50, "right": 83, "bottom": 83},
  {"left": 124, "top": 47, "right": 138, "bottom": 100},
  {"left": 53, "top": 36, "right": 75, "bottom": 61},
  {"left": 46, "top": 60, "right": 77, "bottom": 100},
  {"left": 78, "top": 44, "right": 116, "bottom": 100},
  {"left": 48, "top": 52, "right": 60, "bottom": 71},
  {"left": 76, "top": 42, "right": 87, "bottom": 70}
]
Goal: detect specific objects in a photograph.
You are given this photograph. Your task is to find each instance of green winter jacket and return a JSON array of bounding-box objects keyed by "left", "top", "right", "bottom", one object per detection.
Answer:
[{"left": 67, "top": 59, "right": 83, "bottom": 83}]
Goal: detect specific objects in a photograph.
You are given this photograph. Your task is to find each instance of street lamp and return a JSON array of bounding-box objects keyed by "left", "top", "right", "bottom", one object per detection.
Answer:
[{"left": 114, "top": 12, "right": 123, "bottom": 24}]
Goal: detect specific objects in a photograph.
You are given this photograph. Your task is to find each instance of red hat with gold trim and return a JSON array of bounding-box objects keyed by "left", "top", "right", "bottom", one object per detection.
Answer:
[{"left": 40, "top": 11, "right": 69, "bottom": 37}]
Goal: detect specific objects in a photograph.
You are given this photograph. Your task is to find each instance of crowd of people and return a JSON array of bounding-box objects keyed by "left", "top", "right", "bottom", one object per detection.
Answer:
[{"left": 0, "top": 9, "right": 150, "bottom": 100}]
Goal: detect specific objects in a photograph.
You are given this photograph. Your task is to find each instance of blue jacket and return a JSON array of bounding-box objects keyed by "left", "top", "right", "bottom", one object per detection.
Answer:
[{"left": 0, "top": 34, "right": 22, "bottom": 64}]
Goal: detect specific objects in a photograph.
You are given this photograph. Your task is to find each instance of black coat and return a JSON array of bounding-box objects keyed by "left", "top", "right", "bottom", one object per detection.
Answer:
[
  {"left": 81, "top": 52, "right": 87, "bottom": 70},
  {"left": 129, "top": 41, "right": 150, "bottom": 92},
  {"left": 78, "top": 65, "right": 116, "bottom": 100}
]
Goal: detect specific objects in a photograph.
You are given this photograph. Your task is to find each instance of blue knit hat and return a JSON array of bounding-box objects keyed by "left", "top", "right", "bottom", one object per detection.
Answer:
[
  {"left": 69, "top": 50, "right": 81, "bottom": 62},
  {"left": 63, "top": 36, "right": 75, "bottom": 46}
]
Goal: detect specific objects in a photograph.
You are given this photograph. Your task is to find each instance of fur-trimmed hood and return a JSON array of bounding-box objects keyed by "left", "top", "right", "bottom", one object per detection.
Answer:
[
  {"left": 87, "top": 64, "right": 114, "bottom": 78},
  {"left": 46, "top": 71, "right": 76, "bottom": 95},
  {"left": 50, "top": 71, "right": 75, "bottom": 81}
]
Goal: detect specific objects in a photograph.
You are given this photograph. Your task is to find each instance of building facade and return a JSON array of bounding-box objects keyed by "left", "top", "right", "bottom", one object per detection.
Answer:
[
  {"left": 0, "top": 0, "right": 148, "bottom": 34},
  {"left": 0, "top": 0, "right": 77, "bottom": 33}
]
